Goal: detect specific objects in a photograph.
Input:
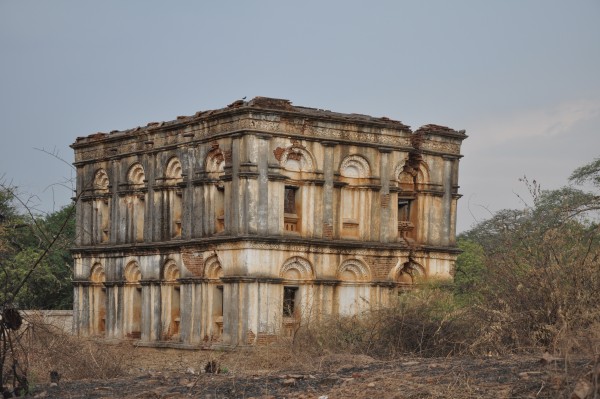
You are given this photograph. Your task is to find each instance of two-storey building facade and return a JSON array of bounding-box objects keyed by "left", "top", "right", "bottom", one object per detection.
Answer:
[{"left": 71, "top": 97, "right": 466, "bottom": 347}]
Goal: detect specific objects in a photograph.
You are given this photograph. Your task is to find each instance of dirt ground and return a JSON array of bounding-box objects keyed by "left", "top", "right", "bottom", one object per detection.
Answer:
[{"left": 23, "top": 342, "right": 599, "bottom": 399}]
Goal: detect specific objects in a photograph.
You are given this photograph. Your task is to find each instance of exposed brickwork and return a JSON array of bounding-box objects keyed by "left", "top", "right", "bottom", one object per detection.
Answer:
[
  {"left": 323, "top": 223, "right": 333, "bottom": 239},
  {"left": 256, "top": 333, "right": 279, "bottom": 345},
  {"left": 246, "top": 330, "right": 255, "bottom": 344},
  {"left": 246, "top": 330, "right": 279, "bottom": 345},
  {"left": 287, "top": 152, "right": 302, "bottom": 161},
  {"left": 364, "top": 256, "right": 398, "bottom": 280},
  {"left": 381, "top": 193, "right": 390, "bottom": 208},
  {"left": 273, "top": 147, "right": 285, "bottom": 161},
  {"left": 223, "top": 150, "right": 232, "bottom": 163},
  {"left": 181, "top": 248, "right": 204, "bottom": 277}
]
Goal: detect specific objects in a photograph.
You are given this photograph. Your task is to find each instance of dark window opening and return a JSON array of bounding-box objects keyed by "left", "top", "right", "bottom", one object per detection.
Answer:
[
  {"left": 398, "top": 198, "right": 416, "bottom": 241},
  {"left": 398, "top": 199, "right": 411, "bottom": 222},
  {"left": 283, "top": 286, "right": 298, "bottom": 317},
  {"left": 216, "top": 286, "right": 224, "bottom": 316},
  {"left": 284, "top": 187, "right": 297, "bottom": 214},
  {"left": 284, "top": 187, "right": 300, "bottom": 233}
]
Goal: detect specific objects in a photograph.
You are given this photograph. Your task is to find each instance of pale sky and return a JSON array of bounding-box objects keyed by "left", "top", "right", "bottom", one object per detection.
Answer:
[{"left": 1, "top": 1, "right": 599, "bottom": 232}]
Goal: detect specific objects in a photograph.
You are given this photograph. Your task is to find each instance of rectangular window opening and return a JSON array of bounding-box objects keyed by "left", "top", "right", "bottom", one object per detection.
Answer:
[
  {"left": 284, "top": 187, "right": 300, "bottom": 233},
  {"left": 284, "top": 187, "right": 297, "bottom": 214},
  {"left": 398, "top": 199, "right": 411, "bottom": 221},
  {"left": 216, "top": 286, "right": 224, "bottom": 316},
  {"left": 283, "top": 286, "right": 298, "bottom": 317}
]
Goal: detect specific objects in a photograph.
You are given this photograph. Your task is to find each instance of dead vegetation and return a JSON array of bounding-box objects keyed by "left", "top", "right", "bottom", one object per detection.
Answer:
[
  {"left": 0, "top": 303, "right": 592, "bottom": 398},
  {"left": 293, "top": 287, "right": 475, "bottom": 359},
  {"left": 21, "top": 313, "right": 125, "bottom": 382}
]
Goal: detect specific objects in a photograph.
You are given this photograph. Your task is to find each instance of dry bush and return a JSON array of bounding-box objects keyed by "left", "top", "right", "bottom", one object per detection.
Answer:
[
  {"left": 468, "top": 221, "right": 600, "bottom": 356},
  {"left": 19, "top": 314, "right": 127, "bottom": 383},
  {"left": 293, "top": 286, "right": 477, "bottom": 359}
]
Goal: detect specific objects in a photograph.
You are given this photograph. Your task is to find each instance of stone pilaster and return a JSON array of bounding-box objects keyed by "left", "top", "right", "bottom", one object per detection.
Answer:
[
  {"left": 257, "top": 134, "right": 270, "bottom": 235},
  {"left": 322, "top": 142, "right": 336, "bottom": 239}
]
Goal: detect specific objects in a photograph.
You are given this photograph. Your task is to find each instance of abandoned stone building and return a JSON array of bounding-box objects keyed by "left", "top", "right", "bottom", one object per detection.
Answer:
[{"left": 71, "top": 97, "right": 466, "bottom": 347}]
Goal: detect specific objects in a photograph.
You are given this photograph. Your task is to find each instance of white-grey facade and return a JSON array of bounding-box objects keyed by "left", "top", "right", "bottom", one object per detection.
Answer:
[{"left": 71, "top": 97, "right": 466, "bottom": 347}]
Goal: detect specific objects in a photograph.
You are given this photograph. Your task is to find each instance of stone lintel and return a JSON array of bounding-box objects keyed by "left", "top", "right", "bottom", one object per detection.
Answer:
[
  {"left": 313, "top": 279, "right": 340, "bottom": 286},
  {"left": 139, "top": 279, "right": 160, "bottom": 286},
  {"left": 103, "top": 281, "right": 124, "bottom": 287}
]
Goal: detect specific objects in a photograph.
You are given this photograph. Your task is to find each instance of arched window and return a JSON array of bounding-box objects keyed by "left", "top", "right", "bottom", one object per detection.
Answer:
[
  {"left": 276, "top": 144, "right": 315, "bottom": 235},
  {"left": 395, "top": 159, "right": 429, "bottom": 243},
  {"left": 283, "top": 185, "right": 301, "bottom": 233},
  {"left": 124, "top": 163, "right": 146, "bottom": 243},
  {"left": 340, "top": 155, "right": 371, "bottom": 239},
  {"left": 204, "top": 254, "right": 224, "bottom": 339},
  {"left": 280, "top": 257, "right": 314, "bottom": 330},
  {"left": 205, "top": 149, "right": 226, "bottom": 233},
  {"left": 90, "top": 263, "right": 106, "bottom": 335},
  {"left": 165, "top": 157, "right": 183, "bottom": 239},
  {"left": 161, "top": 260, "right": 181, "bottom": 340},
  {"left": 92, "top": 169, "right": 110, "bottom": 243},
  {"left": 124, "top": 261, "right": 142, "bottom": 339}
]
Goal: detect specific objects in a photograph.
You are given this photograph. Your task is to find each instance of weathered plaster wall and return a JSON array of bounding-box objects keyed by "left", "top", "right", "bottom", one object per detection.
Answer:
[{"left": 71, "top": 97, "right": 466, "bottom": 347}]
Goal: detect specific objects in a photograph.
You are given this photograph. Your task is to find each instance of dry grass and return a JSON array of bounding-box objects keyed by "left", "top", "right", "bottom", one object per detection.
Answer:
[
  {"left": 292, "top": 287, "right": 477, "bottom": 359},
  {"left": 18, "top": 314, "right": 127, "bottom": 384},
  {"left": 4, "top": 313, "right": 600, "bottom": 398}
]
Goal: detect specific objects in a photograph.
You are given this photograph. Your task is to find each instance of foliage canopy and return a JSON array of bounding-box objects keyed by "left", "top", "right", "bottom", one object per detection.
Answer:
[
  {"left": 0, "top": 187, "right": 74, "bottom": 310},
  {"left": 454, "top": 159, "right": 600, "bottom": 353}
]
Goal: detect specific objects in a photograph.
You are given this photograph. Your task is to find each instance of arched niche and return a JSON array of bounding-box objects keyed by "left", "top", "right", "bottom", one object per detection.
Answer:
[
  {"left": 279, "top": 146, "right": 315, "bottom": 172},
  {"left": 204, "top": 254, "right": 223, "bottom": 280},
  {"left": 90, "top": 263, "right": 106, "bottom": 283},
  {"left": 163, "top": 259, "right": 180, "bottom": 282},
  {"left": 280, "top": 256, "right": 315, "bottom": 281},
  {"left": 337, "top": 259, "right": 371, "bottom": 282},
  {"left": 127, "top": 163, "right": 146, "bottom": 186},
  {"left": 124, "top": 261, "right": 142, "bottom": 283},
  {"left": 165, "top": 157, "right": 183, "bottom": 182},
  {"left": 340, "top": 155, "right": 371, "bottom": 178},
  {"left": 93, "top": 169, "right": 110, "bottom": 192},
  {"left": 205, "top": 148, "right": 226, "bottom": 174},
  {"left": 390, "top": 259, "right": 425, "bottom": 284}
]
